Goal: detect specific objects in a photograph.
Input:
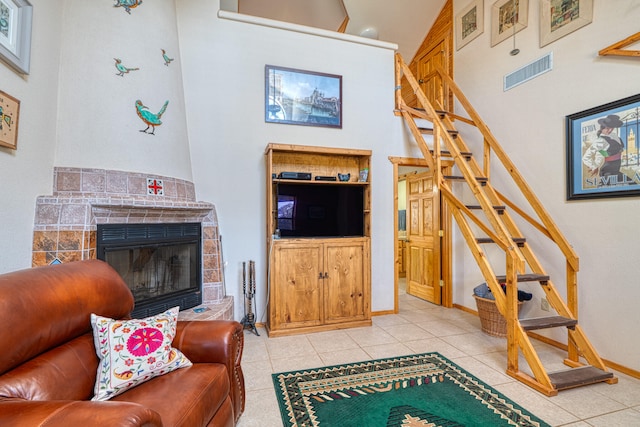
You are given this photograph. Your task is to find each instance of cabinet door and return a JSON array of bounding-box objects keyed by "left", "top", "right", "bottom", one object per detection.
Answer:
[
  {"left": 271, "top": 243, "right": 324, "bottom": 330},
  {"left": 324, "top": 240, "right": 369, "bottom": 323}
]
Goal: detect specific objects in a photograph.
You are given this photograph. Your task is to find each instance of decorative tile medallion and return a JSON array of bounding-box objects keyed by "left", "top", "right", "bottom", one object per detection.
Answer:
[{"left": 147, "top": 178, "right": 164, "bottom": 196}]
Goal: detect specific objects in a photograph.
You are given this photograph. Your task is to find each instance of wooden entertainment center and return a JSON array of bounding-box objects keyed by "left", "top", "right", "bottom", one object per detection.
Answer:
[{"left": 265, "top": 143, "right": 372, "bottom": 336}]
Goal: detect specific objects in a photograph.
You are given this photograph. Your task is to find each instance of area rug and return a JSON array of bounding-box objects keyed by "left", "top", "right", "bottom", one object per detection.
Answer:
[{"left": 272, "top": 352, "right": 550, "bottom": 427}]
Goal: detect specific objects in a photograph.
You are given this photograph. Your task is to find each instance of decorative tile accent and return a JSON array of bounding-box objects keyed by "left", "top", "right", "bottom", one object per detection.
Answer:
[{"left": 146, "top": 178, "right": 164, "bottom": 196}]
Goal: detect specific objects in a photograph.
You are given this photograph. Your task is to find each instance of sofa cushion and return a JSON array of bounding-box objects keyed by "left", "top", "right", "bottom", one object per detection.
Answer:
[
  {"left": 112, "top": 363, "right": 231, "bottom": 427},
  {"left": 0, "top": 260, "right": 134, "bottom": 376},
  {"left": 91, "top": 306, "right": 192, "bottom": 401},
  {"left": 0, "top": 333, "right": 98, "bottom": 401}
]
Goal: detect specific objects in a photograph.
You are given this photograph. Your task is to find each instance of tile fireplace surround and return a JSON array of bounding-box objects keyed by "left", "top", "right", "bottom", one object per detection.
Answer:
[{"left": 32, "top": 167, "right": 233, "bottom": 321}]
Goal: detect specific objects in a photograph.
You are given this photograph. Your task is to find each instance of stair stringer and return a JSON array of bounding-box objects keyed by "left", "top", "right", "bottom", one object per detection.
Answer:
[{"left": 394, "top": 52, "right": 617, "bottom": 396}]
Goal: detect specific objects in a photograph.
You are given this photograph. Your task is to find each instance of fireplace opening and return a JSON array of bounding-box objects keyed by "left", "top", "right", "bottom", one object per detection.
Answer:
[{"left": 97, "top": 223, "right": 202, "bottom": 318}]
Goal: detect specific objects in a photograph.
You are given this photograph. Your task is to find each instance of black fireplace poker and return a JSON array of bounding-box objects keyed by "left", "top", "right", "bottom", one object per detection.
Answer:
[{"left": 241, "top": 260, "right": 259, "bottom": 336}]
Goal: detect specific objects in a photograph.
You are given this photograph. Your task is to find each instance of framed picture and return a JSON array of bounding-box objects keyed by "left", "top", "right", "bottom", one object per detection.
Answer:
[
  {"left": 540, "top": 0, "right": 593, "bottom": 47},
  {"left": 0, "top": 90, "right": 20, "bottom": 149},
  {"left": 566, "top": 94, "right": 640, "bottom": 200},
  {"left": 265, "top": 65, "right": 342, "bottom": 128},
  {"left": 491, "top": 0, "right": 528, "bottom": 47},
  {"left": 455, "top": 0, "right": 484, "bottom": 51},
  {"left": 0, "top": 0, "right": 32, "bottom": 74}
]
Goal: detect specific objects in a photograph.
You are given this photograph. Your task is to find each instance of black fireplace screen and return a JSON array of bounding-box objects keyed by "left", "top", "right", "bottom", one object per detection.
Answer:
[{"left": 97, "top": 223, "right": 202, "bottom": 318}]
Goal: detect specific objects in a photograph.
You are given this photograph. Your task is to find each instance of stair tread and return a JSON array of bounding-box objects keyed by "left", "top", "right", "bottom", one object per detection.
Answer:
[
  {"left": 418, "top": 127, "right": 459, "bottom": 137},
  {"left": 477, "top": 237, "right": 526, "bottom": 247},
  {"left": 548, "top": 366, "right": 614, "bottom": 391},
  {"left": 444, "top": 175, "right": 488, "bottom": 183},
  {"left": 412, "top": 108, "right": 448, "bottom": 117},
  {"left": 495, "top": 273, "right": 549, "bottom": 283},
  {"left": 466, "top": 205, "right": 506, "bottom": 212},
  {"left": 430, "top": 149, "right": 473, "bottom": 158},
  {"left": 519, "top": 315, "right": 577, "bottom": 331}
]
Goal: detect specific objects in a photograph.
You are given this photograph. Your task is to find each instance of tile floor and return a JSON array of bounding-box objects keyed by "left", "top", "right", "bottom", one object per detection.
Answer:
[{"left": 237, "top": 282, "right": 640, "bottom": 426}]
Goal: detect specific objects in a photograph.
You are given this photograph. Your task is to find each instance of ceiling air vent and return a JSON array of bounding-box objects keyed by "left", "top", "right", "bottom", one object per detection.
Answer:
[{"left": 504, "top": 52, "right": 553, "bottom": 91}]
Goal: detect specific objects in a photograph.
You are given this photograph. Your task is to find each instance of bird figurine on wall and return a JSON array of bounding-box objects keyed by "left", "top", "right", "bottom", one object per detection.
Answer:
[
  {"left": 114, "top": 0, "right": 143, "bottom": 15},
  {"left": 161, "top": 49, "right": 174, "bottom": 66},
  {"left": 114, "top": 58, "right": 139, "bottom": 76},
  {"left": 135, "top": 100, "right": 169, "bottom": 135}
]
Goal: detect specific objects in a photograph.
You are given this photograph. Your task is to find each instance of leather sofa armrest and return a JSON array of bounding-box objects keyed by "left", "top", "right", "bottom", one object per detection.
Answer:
[
  {"left": 174, "top": 320, "right": 245, "bottom": 423},
  {"left": 0, "top": 399, "right": 162, "bottom": 426}
]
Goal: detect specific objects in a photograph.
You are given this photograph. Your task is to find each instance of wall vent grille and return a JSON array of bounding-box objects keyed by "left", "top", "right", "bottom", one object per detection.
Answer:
[{"left": 504, "top": 52, "right": 553, "bottom": 91}]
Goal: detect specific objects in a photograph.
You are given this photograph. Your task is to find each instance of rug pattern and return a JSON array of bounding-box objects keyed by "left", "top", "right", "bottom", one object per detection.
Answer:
[{"left": 273, "top": 352, "right": 550, "bottom": 427}]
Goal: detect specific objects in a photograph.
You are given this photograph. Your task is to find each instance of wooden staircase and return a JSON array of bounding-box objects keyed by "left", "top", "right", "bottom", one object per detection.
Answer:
[{"left": 394, "top": 53, "right": 617, "bottom": 396}]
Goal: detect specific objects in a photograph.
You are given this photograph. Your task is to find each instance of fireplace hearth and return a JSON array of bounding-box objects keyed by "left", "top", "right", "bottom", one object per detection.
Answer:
[{"left": 32, "top": 167, "right": 233, "bottom": 321}]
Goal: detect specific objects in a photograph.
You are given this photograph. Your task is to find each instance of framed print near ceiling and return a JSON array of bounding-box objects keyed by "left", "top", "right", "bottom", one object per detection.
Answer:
[
  {"left": 566, "top": 94, "right": 640, "bottom": 200},
  {"left": 491, "top": 0, "right": 528, "bottom": 47},
  {"left": 456, "top": 0, "right": 484, "bottom": 51},
  {"left": 0, "top": 0, "right": 33, "bottom": 74},
  {"left": 540, "top": 0, "right": 593, "bottom": 47},
  {"left": 265, "top": 65, "right": 342, "bottom": 129}
]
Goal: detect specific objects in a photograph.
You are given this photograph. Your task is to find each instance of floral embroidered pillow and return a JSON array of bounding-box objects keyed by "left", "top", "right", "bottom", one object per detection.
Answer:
[{"left": 90, "top": 306, "right": 192, "bottom": 401}]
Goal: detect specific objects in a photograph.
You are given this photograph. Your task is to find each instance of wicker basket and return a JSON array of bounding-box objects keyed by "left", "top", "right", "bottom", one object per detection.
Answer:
[{"left": 473, "top": 295, "right": 523, "bottom": 337}]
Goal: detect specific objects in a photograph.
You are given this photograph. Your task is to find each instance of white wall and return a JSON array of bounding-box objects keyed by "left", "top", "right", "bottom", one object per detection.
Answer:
[
  {"left": 453, "top": 0, "right": 640, "bottom": 370},
  {"left": 0, "top": 1, "right": 62, "bottom": 273},
  {"left": 176, "top": 0, "right": 405, "bottom": 321},
  {"left": 55, "top": 0, "right": 192, "bottom": 180}
]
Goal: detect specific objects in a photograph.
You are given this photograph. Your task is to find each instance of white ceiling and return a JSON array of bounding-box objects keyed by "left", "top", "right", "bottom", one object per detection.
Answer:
[{"left": 234, "top": 0, "right": 448, "bottom": 60}]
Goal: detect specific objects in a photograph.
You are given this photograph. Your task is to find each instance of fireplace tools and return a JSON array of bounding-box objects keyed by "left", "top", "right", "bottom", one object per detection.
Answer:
[{"left": 241, "top": 260, "right": 259, "bottom": 336}]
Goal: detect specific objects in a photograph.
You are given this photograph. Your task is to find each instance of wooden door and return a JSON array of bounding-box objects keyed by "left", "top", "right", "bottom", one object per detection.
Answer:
[
  {"left": 271, "top": 242, "right": 323, "bottom": 330},
  {"left": 324, "top": 240, "right": 369, "bottom": 323},
  {"left": 406, "top": 171, "right": 441, "bottom": 304},
  {"left": 418, "top": 40, "right": 446, "bottom": 110}
]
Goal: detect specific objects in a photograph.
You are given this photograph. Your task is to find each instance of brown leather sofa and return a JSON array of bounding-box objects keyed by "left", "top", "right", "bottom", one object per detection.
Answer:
[{"left": 0, "top": 260, "right": 245, "bottom": 426}]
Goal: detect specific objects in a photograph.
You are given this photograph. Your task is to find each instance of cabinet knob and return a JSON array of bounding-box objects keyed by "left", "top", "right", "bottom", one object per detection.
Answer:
[
  {"left": 318, "top": 272, "right": 323, "bottom": 279},
  {"left": 324, "top": 272, "right": 329, "bottom": 279}
]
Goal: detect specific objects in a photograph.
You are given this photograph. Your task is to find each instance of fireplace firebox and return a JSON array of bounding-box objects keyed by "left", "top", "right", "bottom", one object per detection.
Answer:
[{"left": 97, "top": 223, "right": 202, "bottom": 318}]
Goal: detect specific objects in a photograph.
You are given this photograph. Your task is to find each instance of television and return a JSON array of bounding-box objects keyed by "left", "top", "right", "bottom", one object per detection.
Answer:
[{"left": 276, "top": 183, "right": 364, "bottom": 238}]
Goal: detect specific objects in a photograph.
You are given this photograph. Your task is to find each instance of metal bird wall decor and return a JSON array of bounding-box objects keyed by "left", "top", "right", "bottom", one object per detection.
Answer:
[
  {"left": 161, "top": 49, "right": 174, "bottom": 66},
  {"left": 135, "top": 100, "right": 169, "bottom": 135},
  {"left": 114, "top": 0, "right": 143, "bottom": 15},
  {"left": 114, "top": 58, "right": 139, "bottom": 76}
]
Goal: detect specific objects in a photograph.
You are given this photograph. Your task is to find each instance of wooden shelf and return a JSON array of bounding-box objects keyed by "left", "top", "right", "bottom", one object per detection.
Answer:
[{"left": 272, "top": 178, "right": 369, "bottom": 185}]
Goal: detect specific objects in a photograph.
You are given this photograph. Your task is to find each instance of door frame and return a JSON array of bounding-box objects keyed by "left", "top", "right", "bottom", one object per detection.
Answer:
[{"left": 389, "top": 156, "right": 453, "bottom": 313}]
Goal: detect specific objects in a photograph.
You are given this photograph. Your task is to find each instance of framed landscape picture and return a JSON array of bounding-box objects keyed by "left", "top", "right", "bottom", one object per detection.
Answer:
[
  {"left": 540, "top": 0, "right": 593, "bottom": 47},
  {"left": 456, "top": 0, "right": 484, "bottom": 50},
  {"left": 566, "top": 94, "right": 640, "bottom": 200},
  {"left": 265, "top": 65, "right": 342, "bottom": 129}
]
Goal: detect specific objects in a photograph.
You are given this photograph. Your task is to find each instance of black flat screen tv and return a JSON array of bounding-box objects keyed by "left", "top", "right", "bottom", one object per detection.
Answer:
[{"left": 276, "top": 183, "right": 364, "bottom": 238}]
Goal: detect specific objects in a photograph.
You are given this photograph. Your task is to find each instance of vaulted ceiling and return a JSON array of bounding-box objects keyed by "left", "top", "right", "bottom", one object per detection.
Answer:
[{"left": 233, "top": 0, "right": 448, "bottom": 60}]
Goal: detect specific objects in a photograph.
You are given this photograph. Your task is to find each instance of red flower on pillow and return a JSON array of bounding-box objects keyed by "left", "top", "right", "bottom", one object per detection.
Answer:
[{"left": 127, "top": 327, "right": 164, "bottom": 356}]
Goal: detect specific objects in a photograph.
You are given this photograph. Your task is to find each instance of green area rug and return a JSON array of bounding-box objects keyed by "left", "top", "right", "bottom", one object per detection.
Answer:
[{"left": 273, "top": 352, "right": 550, "bottom": 427}]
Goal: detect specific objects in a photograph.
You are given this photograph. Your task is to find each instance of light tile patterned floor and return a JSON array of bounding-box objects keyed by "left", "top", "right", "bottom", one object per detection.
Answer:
[{"left": 237, "top": 285, "right": 640, "bottom": 426}]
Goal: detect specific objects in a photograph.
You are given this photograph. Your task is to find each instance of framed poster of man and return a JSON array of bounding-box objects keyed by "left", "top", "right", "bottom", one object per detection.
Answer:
[{"left": 566, "top": 94, "right": 640, "bottom": 200}]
